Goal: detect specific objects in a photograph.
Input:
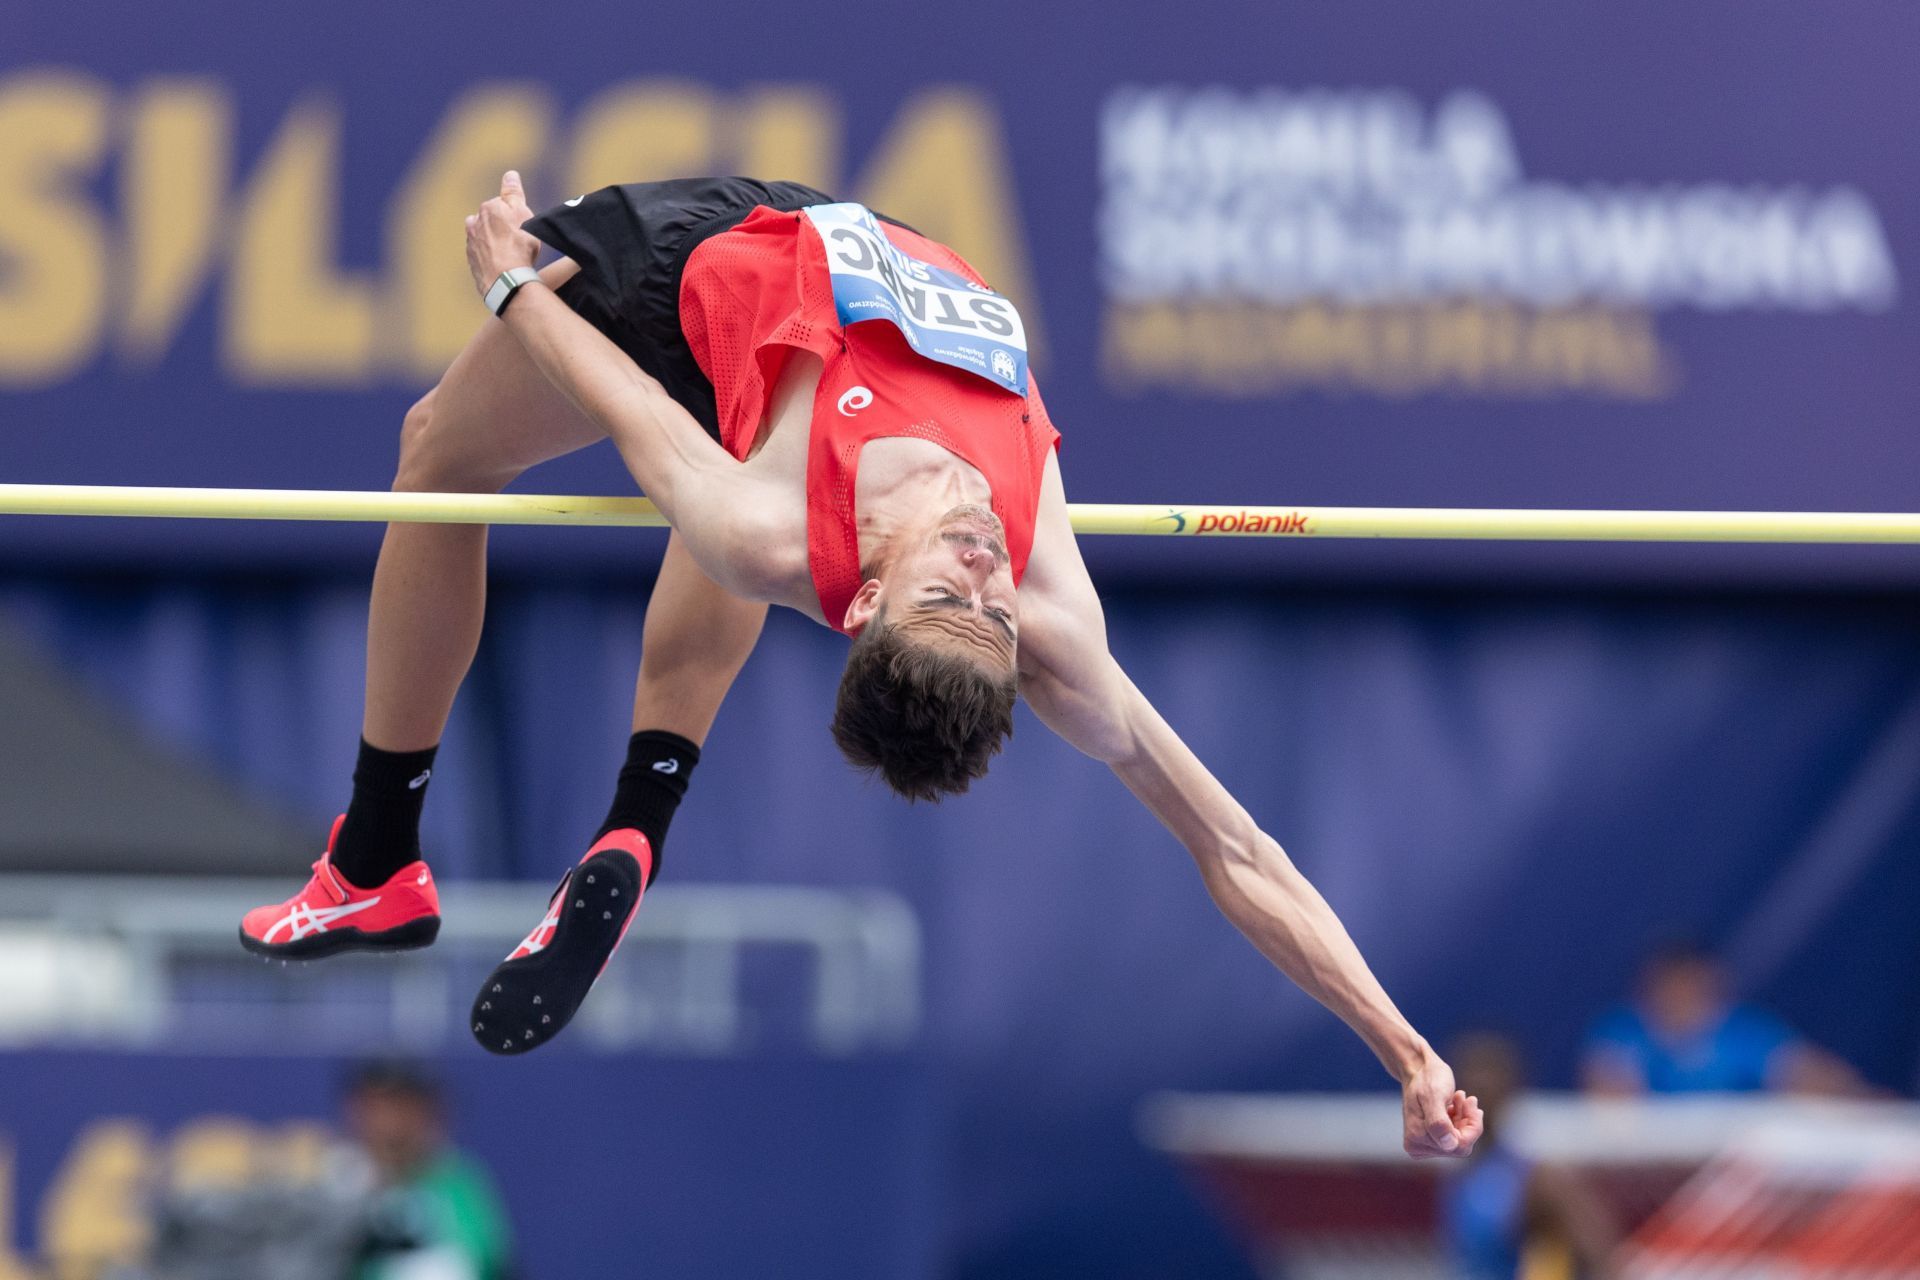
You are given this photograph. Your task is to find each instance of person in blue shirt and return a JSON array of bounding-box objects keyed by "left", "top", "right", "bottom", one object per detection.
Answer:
[
  {"left": 1442, "top": 1034, "right": 1619, "bottom": 1279},
  {"left": 1580, "top": 942, "right": 1863, "bottom": 1095}
]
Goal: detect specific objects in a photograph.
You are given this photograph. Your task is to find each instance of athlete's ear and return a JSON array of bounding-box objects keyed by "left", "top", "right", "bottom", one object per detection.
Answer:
[{"left": 842, "top": 578, "right": 885, "bottom": 633}]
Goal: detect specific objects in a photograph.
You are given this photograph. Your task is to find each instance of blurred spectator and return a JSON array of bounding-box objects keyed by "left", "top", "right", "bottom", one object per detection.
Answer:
[
  {"left": 1442, "top": 1033, "right": 1618, "bottom": 1280},
  {"left": 1580, "top": 942, "right": 1866, "bottom": 1096},
  {"left": 145, "top": 1170, "right": 365, "bottom": 1280},
  {"left": 341, "top": 1061, "right": 516, "bottom": 1280}
]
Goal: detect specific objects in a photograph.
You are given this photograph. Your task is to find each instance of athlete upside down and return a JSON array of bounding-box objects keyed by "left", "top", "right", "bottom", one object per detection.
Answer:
[{"left": 241, "top": 171, "right": 1482, "bottom": 1161}]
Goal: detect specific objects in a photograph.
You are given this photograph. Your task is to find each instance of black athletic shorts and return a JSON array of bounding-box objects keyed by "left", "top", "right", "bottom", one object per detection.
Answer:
[{"left": 522, "top": 176, "right": 835, "bottom": 443}]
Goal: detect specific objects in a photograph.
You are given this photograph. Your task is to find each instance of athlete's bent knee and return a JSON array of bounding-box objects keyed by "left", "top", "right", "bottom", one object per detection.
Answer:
[
  {"left": 393, "top": 394, "right": 437, "bottom": 483},
  {"left": 391, "top": 390, "right": 518, "bottom": 495}
]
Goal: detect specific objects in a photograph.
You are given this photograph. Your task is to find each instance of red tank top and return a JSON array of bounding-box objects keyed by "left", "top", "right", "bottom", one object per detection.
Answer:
[{"left": 678, "top": 205, "right": 1060, "bottom": 633}]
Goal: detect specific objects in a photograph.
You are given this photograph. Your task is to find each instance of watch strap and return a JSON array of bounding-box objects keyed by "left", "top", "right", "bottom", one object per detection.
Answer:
[{"left": 485, "top": 266, "right": 543, "bottom": 316}]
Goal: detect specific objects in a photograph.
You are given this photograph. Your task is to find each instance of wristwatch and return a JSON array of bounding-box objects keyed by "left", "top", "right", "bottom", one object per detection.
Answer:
[{"left": 485, "top": 266, "right": 543, "bottom": 317}]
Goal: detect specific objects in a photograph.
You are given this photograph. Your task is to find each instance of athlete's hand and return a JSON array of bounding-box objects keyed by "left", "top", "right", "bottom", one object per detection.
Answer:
[
  {"left": 465, "top": 169, "right": 541, "bottom": 299},
  {"left": 1400, "top": 1049, "right": 1484, "bottom": 1160}
]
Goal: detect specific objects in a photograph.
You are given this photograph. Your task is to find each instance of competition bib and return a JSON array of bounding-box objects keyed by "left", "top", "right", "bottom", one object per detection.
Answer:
[{"left": 802, "top": 203, "right": 1028, "bottom": 395}]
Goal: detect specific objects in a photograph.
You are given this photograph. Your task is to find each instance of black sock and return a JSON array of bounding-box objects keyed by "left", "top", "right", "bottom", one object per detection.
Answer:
[
  {"left": 595, "top": 730, "right": 700, "bottom": 883},
  {"left": 331, "top": 739, "right": 439, "bottom": 889}
]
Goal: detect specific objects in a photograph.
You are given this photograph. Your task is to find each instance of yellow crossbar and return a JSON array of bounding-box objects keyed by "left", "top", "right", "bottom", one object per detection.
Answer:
[{"left": 2, "top": 484, "right": 1919, "bottom": 544}]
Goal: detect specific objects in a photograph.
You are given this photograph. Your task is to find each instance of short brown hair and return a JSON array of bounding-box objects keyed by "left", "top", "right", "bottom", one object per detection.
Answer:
[{"left": 831, "top": 617, "right": 1017, "bottom": 801}]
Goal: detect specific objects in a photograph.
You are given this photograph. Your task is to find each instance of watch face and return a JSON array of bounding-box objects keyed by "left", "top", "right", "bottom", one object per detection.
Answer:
[
  {"left": 491, "top": 269, "right": 541, "bottom": 316},
  {"left": 487, "top": 272, "right": 520, "bottom": 316}
]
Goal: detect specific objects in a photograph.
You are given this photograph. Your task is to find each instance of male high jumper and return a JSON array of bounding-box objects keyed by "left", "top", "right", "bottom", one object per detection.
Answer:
[{"left": 241, "top": 173, "right": 1483, "bottom": 1160}]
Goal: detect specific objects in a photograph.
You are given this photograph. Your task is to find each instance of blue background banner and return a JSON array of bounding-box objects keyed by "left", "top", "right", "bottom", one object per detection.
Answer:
[
  {"left": 5, "top": 1, "right": 1918, "bottom": 582},
  {"left": 5, "top": 580, "right": 1919, "bottom": 1275},
  {"left": 0, "top": 1051, "right": 939, "bottom": 1279}
]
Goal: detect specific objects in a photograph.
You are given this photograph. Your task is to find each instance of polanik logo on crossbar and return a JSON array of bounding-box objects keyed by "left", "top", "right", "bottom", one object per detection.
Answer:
[{"left": 1168, "top": 509, "right": 1312, "bottom": 534}]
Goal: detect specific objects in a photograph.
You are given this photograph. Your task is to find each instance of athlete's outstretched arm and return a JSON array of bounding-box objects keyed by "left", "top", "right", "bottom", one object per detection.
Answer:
[
  {"left": 1017, "top": 458, "right": 1483, "bottom": 1161},
  {"left": 463, "top": 172, "right": 792, "bottom": 602}
]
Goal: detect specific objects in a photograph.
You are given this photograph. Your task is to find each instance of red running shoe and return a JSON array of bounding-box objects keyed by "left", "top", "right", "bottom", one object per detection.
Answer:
[
  {"left": 239, "top": 816, "right": 442, "bottom": 959},
  {"left": 470, "top": 828, "right": 652, "bottom": 1055}
]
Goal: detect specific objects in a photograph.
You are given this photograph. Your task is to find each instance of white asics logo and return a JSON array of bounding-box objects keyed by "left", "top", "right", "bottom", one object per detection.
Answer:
[
  {"left": 837, "top": 386, "right": 873, "bottom": 416},
  {"left": 512, "top": 904, "right": 562, "bottom": 959},
  {"left": 564, "top": 194, "right": 585, "bottom": 207},
  {"left": 264, "top": 897, "right": 382, "bottom": 943},
  {"left": 416, "top": 869, "right": 431, "bottom": 886},
  {"left": 651, "top": 758, "right": 680, "bottom": 775},
  {"left": 408, "top": 769, "right": 432, "bottom": 790}
]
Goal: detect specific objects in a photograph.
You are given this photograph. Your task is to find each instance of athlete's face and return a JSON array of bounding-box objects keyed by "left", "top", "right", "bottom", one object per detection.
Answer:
[{"left": 848, "top": 504, "right": 1018, "bottom": 671}]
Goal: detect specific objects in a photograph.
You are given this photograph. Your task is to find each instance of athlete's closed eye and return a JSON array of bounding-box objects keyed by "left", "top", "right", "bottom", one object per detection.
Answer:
[{"left": 921, "top": 588, "right": 1016, "bottom": 643}]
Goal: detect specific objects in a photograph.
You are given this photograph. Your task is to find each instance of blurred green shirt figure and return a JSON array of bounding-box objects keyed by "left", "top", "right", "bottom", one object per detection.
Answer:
[{"left": 344, "top": 1060, "right": 516, "bottom": 1280}]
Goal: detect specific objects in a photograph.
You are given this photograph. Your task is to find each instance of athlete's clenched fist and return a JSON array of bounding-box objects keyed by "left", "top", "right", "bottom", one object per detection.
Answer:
[
  {"left": 1401, "top": 1050, "right": 1485, "bottom": 1160},
  {"left": 465, "top": 169, "right": 541, "bottom": 299}
]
